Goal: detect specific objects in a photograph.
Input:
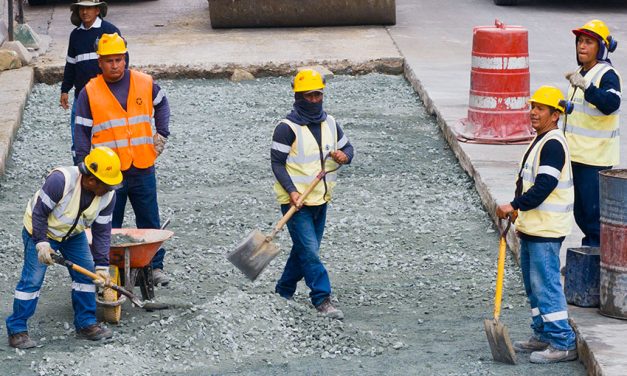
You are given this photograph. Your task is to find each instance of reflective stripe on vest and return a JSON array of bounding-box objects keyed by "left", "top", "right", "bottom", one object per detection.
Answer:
[
  {"left": 23, "top": 167, "right": 114, "bottom": 242},
  {"left": 273, "top": 116, "right": 340, "bottom": 205},
  {"left": 516, "top": 129, "right": 574, "bottom": 238},
  {"left": 565, "top": 63, "right": 621, "bottom": 166},
  {"left": 86, "top": 70, "right": 156, "bottom": 171}
]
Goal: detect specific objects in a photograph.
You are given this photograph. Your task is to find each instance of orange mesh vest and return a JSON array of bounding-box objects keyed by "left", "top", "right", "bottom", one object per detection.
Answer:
[{"left": 86, "top": 70, "right": 156, "bottom": 171}]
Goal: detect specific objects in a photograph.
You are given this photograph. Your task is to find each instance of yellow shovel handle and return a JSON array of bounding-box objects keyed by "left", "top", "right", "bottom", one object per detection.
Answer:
[{"left": 494, "top": 235, "right": 507, "bottom": 320}]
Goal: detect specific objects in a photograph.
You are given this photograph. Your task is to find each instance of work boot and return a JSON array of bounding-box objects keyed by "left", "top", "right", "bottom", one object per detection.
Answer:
[
  {"left": 315, "top": 298, "right": 344, "bottom": 320},
  {"left": 8, "top": 332, "right": 37, "bottom": 349},
  {"left": 152, "top": 268, "right": 170, "bottom": 286},
  {"left": 76, "top": 323, "right": 113, "bottom": 341},
  {"left": 513, "top": 336, "right": 549, "bottom": 353},
  {"left": 530, "top": 346, "right": 577, "bottom": 364}
]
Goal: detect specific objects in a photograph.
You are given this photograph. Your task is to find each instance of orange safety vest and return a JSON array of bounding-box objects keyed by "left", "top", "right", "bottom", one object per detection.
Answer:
[{"left": 86, "top": 70, "right": 156, "bottom": 171}]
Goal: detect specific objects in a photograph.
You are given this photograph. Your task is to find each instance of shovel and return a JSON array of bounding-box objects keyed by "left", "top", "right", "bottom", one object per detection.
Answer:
[
  {"left": 484, "top": 216, "right": 517, "bottom": 365},
  {"left": 227, "top": 168, "right": 331, "bottom": 281},
  {"left": 51, "top": 253, "right": 145, "bottom": 308}
]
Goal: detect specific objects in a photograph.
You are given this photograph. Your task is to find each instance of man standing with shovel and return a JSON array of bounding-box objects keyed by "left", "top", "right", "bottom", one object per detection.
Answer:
[
  {"left": 271, "top": 69, "right": 354, "bottom": 319},
  {"left": 496, "top": 86, "right": 577, "bottom": 364}
]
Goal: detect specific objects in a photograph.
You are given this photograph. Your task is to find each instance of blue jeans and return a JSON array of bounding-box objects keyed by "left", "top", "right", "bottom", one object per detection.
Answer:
[
  {"left": 275, "top": 204, "right": 331, "bottom": 307},
  {"left": 572, "top": 162, "right": 610, "bottom": 247},
  {"left": 112, "top": 172, "right": 165, "bottom": 269},
  {"left": 519, "top": 238, "right": 576, "bottom": 350},
  {"left": 6, "top": 229, "right": 98, "bottom": 335}
]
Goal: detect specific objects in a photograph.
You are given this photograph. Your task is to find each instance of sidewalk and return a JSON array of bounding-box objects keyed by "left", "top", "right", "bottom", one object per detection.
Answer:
[{"left": 0, "top": 0, "right": 626, "bottom": 374}]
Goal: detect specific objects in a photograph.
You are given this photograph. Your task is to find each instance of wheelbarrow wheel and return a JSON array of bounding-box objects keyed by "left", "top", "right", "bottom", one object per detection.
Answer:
[{"left": 103, "top": 266, "right": 122, "bottom": 324}]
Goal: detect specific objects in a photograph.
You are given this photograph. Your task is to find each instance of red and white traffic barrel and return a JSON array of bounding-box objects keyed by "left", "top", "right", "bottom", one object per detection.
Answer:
[{"left": 457, "top": 19, "right": 534, "bottom": 144}]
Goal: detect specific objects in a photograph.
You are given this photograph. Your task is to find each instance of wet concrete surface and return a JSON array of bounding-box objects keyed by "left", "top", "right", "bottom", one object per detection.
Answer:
[{"left": 0, "top": 75, "right": 585, "bottom": 374}]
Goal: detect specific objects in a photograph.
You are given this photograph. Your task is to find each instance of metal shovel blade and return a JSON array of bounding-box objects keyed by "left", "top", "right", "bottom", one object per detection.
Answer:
[
  {"left": 484, "top": 318, "right": 517, "bottom": 365},
  {"left": 227, "top": 229, "right": 281, "bottom": 281}
]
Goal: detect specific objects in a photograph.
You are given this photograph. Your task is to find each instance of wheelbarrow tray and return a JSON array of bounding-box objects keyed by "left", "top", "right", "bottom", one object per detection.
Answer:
[{"left": 85, "top": 228, "right": 174, "bottom": 268}]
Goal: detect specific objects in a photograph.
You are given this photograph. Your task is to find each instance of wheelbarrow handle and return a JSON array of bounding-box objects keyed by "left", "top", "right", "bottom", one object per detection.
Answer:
[{"left": 50, "top": 253, "right": 145, "bottom": 308}]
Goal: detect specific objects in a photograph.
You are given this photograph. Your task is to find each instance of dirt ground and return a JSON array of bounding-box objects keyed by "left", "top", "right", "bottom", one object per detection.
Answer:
[{"left": 0, "top": 74, "right": 584, "bottom": 375}]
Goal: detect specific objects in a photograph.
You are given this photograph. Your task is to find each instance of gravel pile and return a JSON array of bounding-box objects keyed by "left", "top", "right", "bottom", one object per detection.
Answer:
[{"left": 0, "top": 74, "right": 583, "bottom": 375}]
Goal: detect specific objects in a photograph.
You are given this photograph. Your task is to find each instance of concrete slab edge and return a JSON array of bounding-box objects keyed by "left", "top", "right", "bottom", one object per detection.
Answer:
[
  {"left": 401, "top": 62, "right": 521, "bottom": 255},
  {"left": 570, "top": 318, "right": 603, "bottom": 376},
  {"left": 34, "top": 57, "right": 404, "bottom": 84},
  {"left": 0, "top": 67, "right": 34, "bottom": 177}
]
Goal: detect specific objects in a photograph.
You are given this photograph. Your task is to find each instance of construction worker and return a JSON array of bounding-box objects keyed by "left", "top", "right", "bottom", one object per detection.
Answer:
[
  {"left": 5, "top": 147, "right": 122, "bottom": 349},
  {"left": 496, "top": 86, "right": 577, "bottom": 364},
  {"left": 73, "top": 33, "right": 171, "bottom": 285},
  {"left": 60, "top": 0, "right": 123, "bottom": 165},
  {"left": 271, "top": 69, "right": 354, "bottom": 320},
  {"left": 564, "top": 19, "right": 621, "bottom": 247}
]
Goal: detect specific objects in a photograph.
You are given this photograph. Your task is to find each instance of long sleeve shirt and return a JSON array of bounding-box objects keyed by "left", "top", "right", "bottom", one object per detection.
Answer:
[
  {"left": 61, "top": 18, "right": 123, "bottom": 98},
  {"left": 581, "top": 68, "right": 621, "bottom": 115},
  {"left": 271, "top": 120, "right": 354, "bottom": 193},
  {"left": 73, "top": 70, "right": 170, "bottom": 176},
  {"left": 31, "top": 171, "right": 115, "bottom": 266}
]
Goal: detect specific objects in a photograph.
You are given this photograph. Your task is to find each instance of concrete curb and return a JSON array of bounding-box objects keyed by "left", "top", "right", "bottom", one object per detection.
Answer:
[
  {"left": 34, "top": 58, "right": 404, "bottom": 84},
  {"left": 402, "top": 62, "right": 522, "bottom": 260},
  {"left": 0, "top": 66, "right": 33, "bottom": 176}
]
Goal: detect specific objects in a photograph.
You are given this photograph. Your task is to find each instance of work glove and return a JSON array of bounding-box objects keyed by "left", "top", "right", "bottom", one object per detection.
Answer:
[
  {"left": 153, "top": 133, "right": 167, "bottom": 156},
  {"left": 94, "top": 266, "right": 111, "bottom": 288},
  {"left": 565, "top": 71, "right": 588, "bottom": 90},
  {"left": 36, "top": 242, "right": 54, "bottom": 266}
]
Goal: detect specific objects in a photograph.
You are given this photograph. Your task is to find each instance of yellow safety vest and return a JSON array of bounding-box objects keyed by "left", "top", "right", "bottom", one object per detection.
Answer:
[
  {"left": 274, "top": 116, "right": 340, "bottom": 206},
  {"left": 23, "top": 167, "right": 114, "bottom": 241},
  {"left": 516, "top": 129, "right": 574, "bottom": 238},
  {"left": 565, "top": 63, "right": 621, "bottom": 166}
]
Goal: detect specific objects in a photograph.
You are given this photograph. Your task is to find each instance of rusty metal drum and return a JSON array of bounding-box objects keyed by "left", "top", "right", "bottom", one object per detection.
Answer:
[{"left": 599, "top": 169, "right": 627, "bottom": 319}]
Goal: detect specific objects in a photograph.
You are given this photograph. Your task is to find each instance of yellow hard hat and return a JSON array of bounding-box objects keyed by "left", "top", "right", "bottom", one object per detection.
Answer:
[
  {"left": 96, "top": 33, "right": 127, "bottom": 56},
  {"left": 83, "top": 146, "right": 123, "bottom": 186},
  {"left": 573, "top": 19, "right": 617, "bottom": 51},
  {"left": 292, "top": 69, "right": 325, "bottom": 93},
  {"left": 529, "top": 86, "right": 572, "bottom": 114}
]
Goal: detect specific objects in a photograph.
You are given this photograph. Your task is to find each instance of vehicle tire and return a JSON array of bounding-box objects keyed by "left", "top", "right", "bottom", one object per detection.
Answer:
[
  {"left": 28, "top": 0, "right": 48, "bottom": 5},
  {"left": 493, "top": 0, "right": 518, "bottom": 5}
]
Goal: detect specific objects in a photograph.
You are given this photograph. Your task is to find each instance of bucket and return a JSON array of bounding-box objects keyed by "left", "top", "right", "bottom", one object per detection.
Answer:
[
  {"left": 599, "top": 169, "right": 627, "bottom": 319},
  {"left": 564, "top": 247, "right": 600, "bottom": 307}
]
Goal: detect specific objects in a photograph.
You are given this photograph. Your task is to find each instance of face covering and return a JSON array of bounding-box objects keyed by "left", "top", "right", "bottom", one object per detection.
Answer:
[{"left": 286, "top": 92, "right": 327, "bottom": 124}]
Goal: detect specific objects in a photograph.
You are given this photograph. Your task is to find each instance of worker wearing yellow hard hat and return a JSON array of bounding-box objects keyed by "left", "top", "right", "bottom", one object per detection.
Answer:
[
  {"left": 563, "top": 19, "right": 621, "bottom": 248},
  {"left": 271, "top": 68, "right": 354, "bottom": 319},
  {"left": 497, "top": 86, "right": 577, "bottom": 364},
  {"left": 73, "top": 32, "right": 172, "bottom": 286},
  {"left": 6, "top": 147, "right": 122, "bottom": 348}
]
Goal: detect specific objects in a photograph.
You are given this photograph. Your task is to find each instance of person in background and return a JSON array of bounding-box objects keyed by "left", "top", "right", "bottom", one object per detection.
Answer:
[
  {"left": 60, "top": 0, "right": 123, "bottom": 165},
  {"left": 563, "top": 19, "right": 621, "bottom": 247}
]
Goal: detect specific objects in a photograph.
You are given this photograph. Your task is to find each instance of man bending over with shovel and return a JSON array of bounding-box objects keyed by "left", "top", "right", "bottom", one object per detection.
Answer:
[
  {"left": 496, "top": 86, "right": 577, "bottom": 364},
  {"left": 6, "top": 147, "right": 122, "bottom": 349},
  {"left": 271, "top": 69, "right": 354, "bottom": 320}
]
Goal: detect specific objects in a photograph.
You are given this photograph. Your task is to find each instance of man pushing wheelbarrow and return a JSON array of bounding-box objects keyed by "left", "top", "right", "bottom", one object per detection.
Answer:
[{"left": 5, "top": 147, "right": 122, "bottom": 349}]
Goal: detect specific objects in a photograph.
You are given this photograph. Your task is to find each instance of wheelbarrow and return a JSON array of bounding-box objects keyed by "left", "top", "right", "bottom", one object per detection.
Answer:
[{"left": 85, "top": 227, "right": 174, "bottom": 323}]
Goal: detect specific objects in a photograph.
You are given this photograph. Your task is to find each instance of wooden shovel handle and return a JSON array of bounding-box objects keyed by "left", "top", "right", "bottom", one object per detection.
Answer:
[
  {"left": 493, "top": 217, "right": 513, "bottom": 320},
  {"left": 268, "top": 170, "right": 326, "bottom": 239}
]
